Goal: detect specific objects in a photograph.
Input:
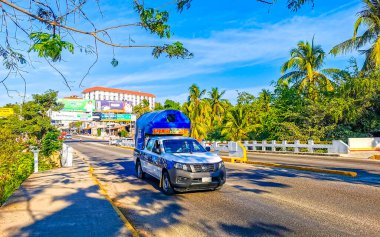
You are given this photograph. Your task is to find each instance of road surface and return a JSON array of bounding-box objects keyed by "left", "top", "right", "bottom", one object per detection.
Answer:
[{"left": 67, "top": 138, "right": 380, "bottom": 237}]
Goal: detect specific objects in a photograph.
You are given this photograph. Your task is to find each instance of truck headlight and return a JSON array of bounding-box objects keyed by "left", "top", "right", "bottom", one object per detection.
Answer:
[
  {"left": 218, "top": 161, "right": 225, "bottom": 169},
  {"left": 174, "top": 162, "right": 190, "bottom": 172}
]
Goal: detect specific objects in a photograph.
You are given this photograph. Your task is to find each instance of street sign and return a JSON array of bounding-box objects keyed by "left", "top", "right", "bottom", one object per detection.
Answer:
[
  {"left": 100, "top": 113, "right": 134, "bottom": 121},
  {"left": 50, "top": 111, "right": 93, "bottom": 121},
  {"left": 0, "top": 108, "right": 14, "bottom": 117}
]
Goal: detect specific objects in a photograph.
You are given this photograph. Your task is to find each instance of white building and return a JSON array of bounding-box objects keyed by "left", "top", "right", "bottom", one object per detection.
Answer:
[{"left": 82, "top": 86, "right": 156, "bottom": 109}]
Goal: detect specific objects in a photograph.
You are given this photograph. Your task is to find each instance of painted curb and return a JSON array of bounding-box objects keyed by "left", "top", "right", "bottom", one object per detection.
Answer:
[
  {"left": 75, "top": 151, "right": 140, "bottom": 237},
  {"left": 369, "top": 155, "right": 380, "bottom": 160},
  {"left": 222, "top": 156, "right": 357, "bottom": 177}
]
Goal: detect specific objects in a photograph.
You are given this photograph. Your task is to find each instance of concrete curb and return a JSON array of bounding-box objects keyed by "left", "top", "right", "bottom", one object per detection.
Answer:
[
  {"left": 246, "top": 150, "right": 340, "bottom": 157},
  {"left": 74, "top": 150, "right": 140, "bottom": 237},
  {"left": 221, "top": 157, "right": 358, "bottom": 177}
]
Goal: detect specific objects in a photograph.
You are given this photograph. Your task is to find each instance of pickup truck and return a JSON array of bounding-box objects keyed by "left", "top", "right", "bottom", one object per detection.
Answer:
[{"left": 133, "top": 110, "right": 226, "bottom": 195}]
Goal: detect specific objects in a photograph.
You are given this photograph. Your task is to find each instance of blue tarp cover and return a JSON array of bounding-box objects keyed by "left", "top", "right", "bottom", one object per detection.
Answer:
[{"left": 135, "top": 110, "right": 191, "bottom": 150}]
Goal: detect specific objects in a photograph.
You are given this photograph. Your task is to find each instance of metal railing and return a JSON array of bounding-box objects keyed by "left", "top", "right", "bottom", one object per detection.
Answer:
[{"left": 204, "top": 140, "right": 349, "bottom": 154}]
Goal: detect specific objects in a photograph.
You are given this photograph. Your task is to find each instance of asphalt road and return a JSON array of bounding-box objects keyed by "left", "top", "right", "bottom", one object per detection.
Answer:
[
  {"left": 244, "top": 153, "right": 380, "bottom": 185},
  {"left": 67, "top": 138, "right": 380, "bottom": 237}
]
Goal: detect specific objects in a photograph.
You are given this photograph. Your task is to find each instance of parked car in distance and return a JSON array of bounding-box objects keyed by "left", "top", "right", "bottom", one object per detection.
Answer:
[
  {"left": 120, "top": 138, "right": 134, "bottom": 147},
  {"left": 64, "top": 134, "right": 72, "bottom": 140}
]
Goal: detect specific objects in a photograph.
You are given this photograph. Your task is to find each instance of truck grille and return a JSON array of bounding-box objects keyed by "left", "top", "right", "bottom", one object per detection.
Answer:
[{"left": 191, "top": 164, "right": 216, "bottom": 172}]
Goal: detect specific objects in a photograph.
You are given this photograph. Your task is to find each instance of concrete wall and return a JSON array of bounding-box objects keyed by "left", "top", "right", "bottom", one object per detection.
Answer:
[{"left": 348, "top": 138, "right": 380, "bottom": 151}]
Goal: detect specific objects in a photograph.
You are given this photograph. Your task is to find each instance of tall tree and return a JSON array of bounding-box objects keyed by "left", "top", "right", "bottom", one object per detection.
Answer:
[
  {"left": 164, "top": 100, "right": 181, "bottom": 110},
  {"left": 133, "top": 99, "right": 151, "bottom": 118},
  {"left": 208, "top": 87, "right": 226, "bottom": 124},
  {"left": 279, "top": 38, "right": 336, "bottom": 99},
  {"left": 330, "top": 0, "right": 380, "bottom": 71},
  {"left": 183, "top": 84, "right": 210, "bottom": 139}
]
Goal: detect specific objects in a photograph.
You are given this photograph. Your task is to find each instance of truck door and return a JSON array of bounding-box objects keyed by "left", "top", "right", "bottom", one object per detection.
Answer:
[
  {"left": 151, "top": 140, "right": 163, "bottom": 179},
  {"left": 142, "top": 139, "right": 155, "bottom": 175}
]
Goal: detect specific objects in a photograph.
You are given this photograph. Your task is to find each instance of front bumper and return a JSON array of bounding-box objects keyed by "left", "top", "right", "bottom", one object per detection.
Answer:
[{"left": 168, "top": 166, "right": 226, "bottom": 192}]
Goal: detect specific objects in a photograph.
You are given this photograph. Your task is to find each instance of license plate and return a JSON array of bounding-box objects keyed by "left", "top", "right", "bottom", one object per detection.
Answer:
[{"left": 202, "top": 177, "right": 212, "bottom": 183}]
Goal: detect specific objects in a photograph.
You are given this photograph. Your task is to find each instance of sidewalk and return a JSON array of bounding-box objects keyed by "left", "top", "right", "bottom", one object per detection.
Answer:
[{"left": 0, "top": 155, "right": 132, "bottom": 237}]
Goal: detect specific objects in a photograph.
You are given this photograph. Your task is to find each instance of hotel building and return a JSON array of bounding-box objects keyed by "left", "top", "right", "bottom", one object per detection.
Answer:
[{"left": 82, "top": 86, "right": 156, "bottom": 109}]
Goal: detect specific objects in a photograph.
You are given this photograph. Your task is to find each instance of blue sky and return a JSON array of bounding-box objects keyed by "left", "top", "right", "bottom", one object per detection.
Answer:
[{"left": 0, "top": 0, "right": 363, "bottom": 105}]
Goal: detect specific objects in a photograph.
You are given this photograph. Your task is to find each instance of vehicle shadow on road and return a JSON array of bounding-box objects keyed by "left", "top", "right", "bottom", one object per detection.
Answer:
[{"left": 227, "top": 167, "right": 294, "bottom": 194}]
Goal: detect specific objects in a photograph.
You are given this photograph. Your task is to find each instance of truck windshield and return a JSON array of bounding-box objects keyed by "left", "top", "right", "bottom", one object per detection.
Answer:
[{"left": 163, "top": 139, "right": 207, "bottom": 153}]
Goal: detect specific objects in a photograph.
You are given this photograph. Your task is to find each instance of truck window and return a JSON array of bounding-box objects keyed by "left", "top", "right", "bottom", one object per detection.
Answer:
[
  {"left": 163, "top": 139, "right": 206, "bottom": 153},
  {"left": 153, "top": 140, "right": 161, "bottom": 154},
  {"left": 167, "top": 114, "right": 176, "bottom": 122},
  {"left": 146, "top": 139, "right": 155, "bottom": 151}
]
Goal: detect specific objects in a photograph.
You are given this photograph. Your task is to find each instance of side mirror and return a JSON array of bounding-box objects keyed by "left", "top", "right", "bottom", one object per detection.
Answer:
[{"left": 205, "top": 147, "right": 211, "bottom": 152}]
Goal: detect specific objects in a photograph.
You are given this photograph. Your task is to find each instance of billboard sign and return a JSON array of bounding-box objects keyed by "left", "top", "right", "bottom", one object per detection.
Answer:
[
  {"left": 0, "top": 108, "right": 14, "bottom": 117},
  {"left": 96, "top": 100, "right": 133, "bottom": 113},
  {"left": 58, "top": 99, "right": 95, "bottom": 112},
  {"left": 100, "top": 113, "right": 134, "bottom": 121},
  {"left": 51, "top": 111, "right": 93, "bottom": 121}
]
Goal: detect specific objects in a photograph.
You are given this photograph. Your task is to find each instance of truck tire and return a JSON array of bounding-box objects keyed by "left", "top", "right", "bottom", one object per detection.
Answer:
[
  {"left": 162, "top": 171, "right": 174, "bottom": 195},
  {"left": 136, "top": 161, "right": 145, "bottom": 179}
]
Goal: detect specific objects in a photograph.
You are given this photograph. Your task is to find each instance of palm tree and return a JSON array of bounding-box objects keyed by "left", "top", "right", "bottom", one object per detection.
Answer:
[
  {"left": 222, "top": 106, "right": 251, "bottom": 141},
  {"left": 280, "top": 38, "right": 336, "bottom": 100},
  {"left": 208, "top": 87, "right": 226, "bottom": 124},
  {"left": 330, "top": 0, "right": 380, "bottom": 70},
  {"left": 184, "top": 84, "right": 210, "bottom": 139}
]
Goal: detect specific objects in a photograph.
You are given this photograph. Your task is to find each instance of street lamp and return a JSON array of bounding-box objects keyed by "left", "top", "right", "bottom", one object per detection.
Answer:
[{"left": 30, "top": 146, "right": 40, "bottom": 173}]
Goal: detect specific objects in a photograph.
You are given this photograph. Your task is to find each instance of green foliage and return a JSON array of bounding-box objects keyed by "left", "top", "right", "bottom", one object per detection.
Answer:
[
  {"left": 0, "top": 46, "right": 27, "bottom": 70},
  {"left": 330, "top": 0, "right": 380, "bottom": 70},
  {"left": 0, "top": 127, "right": 33, "bottom": 205},
  {"left": 118, "top": 130, "right": 129, "bottom": 137},
  {"left": 153, "top": 41, "right": 194, "bottom": 59},
  {"left": 280, "top": 38, "right": 338, "bottom": 100},
  {"left": 178, "top": 66, "right": 380, "bottom": 142},
  {"left": 28, "top": 32, "right": 74, "bottom": 62},
  {"left": 0, "top": 90, "right": 63, "bottom": 204},
  {"left": 133, "top": 99, "right": 152, "bottom": 118},
  {"left": 287, "top": 0, "right": 315, "bottom": 11},
  {"left": 41, "top": 131, "right": 62, "bottom": 157},
  {"left": 135, "top": 4, "right": 171, "bottom": 39},
  {"left": 154, "top": 102, "right": 164, "bottom": 110},
  {"left": 164, "top": 100, "right": 181, "bottom": 110},
  {"left": 111, "top": 58, "right": 119, "bottom": 67},
  {"left": 97, "top": 128, "right": 101, "bottom": 137}
]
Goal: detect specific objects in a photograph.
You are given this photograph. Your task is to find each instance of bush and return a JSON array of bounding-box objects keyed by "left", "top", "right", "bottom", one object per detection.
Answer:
[
  {"left": 0, "top": 153, "right": 34, "bottom": 205},
  {"left": 41, "top": 131, "right": 62, "bottom": 157},
  {"left": 0, "top": 128, "right": 34, "bottom": 205},
  {"left": 118, "top": 130, "right": 128, "bottom": 137}
]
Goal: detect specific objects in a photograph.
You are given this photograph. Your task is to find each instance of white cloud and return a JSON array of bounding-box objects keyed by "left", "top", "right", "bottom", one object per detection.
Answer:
[
  {"left": 0, "top": 2, "right": 361, "bottom": 106},
  {"left": 102, "top": 3, "right": 360, "bottom": 88}
]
